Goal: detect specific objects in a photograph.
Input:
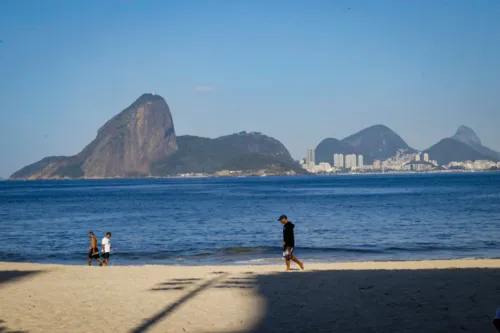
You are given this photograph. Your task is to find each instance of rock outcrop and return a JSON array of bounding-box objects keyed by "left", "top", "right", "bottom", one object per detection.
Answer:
[{"left": 11, "top": 93, "right": 178, "bottom": 179}]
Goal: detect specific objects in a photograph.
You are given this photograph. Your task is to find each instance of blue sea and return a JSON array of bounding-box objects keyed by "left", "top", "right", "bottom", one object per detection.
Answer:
[{"left": 0, "top": 173, "right": 499, "bottom": 266}]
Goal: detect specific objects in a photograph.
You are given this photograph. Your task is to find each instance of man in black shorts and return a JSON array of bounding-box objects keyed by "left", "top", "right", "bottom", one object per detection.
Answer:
[
  {"left": 279, "top": 215, "right": 304, "bottom": 271},
  {"left": 87, "top": 232, "right": 104, "bottom": 266},
  {"left": 101, "top": 232, "right": 112, "bottom": 266}
]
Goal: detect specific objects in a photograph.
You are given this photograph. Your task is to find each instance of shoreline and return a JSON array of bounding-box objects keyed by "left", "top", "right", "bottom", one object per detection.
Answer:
[
  {"left": 2, "top": 259, "right": 500, "bottom": 332},
  {"left": 4, "top": 169, "right": 500, "bottom": 180},
  {"left": 2, "top": 253, "right": 500, "bottom": 267},
  {"left": 3, "top": 257, "right": 500, "bottom": 269}
]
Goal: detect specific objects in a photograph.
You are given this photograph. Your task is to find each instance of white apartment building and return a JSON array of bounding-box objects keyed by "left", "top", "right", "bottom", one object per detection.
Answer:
[
  {"left": 345, "top": 154, "right": 357, "bottom": 169},
  {"left": 306, "top": 148, "right": 315, "bottom": 166},
  {"left": 357, "top": 155, "right": 364, "bottom": 168},
  {"left": 333, "top": 153, "right": 344, "bottom": 168}
]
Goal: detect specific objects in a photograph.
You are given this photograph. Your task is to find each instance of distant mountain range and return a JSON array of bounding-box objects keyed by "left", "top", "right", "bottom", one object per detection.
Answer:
[
  {"left": 10, "top": 93, "right": 499, "bottom": 179},
  {"left": 315, "top": 125, "right": 499, "bottom": 165},
  {"left": 10, "top": 94, "right": 303, "bottom": 179}
]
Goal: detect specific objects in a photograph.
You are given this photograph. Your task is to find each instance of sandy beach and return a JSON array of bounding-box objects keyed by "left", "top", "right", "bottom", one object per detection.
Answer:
[{"left": 1, "top": 260, "right": 500, "bottom": 333}]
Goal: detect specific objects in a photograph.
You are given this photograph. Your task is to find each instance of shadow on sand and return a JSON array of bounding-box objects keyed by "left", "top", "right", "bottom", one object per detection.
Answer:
[
  {"left": 132, "top": 268, "right": 500, "bottom": 333},
  {"left": 232, "top": 268, "right": 500, "bottom": 333},
  {"left": 0, "top": 270, "right": 42, "bottom": 332},
  {"left": 0, "top": 320, "right": 28, "bottom": 333},
  {"left": 0, "top": 270, "right": 41, "bottom": 287},
  {"left": 131, "top": 273, "right": 229, "bottom": 333}
]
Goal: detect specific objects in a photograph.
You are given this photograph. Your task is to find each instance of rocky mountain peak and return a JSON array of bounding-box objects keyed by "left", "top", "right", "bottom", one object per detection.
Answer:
[{"left": 452, "top": 126, "right": 482, "bottom": 146}]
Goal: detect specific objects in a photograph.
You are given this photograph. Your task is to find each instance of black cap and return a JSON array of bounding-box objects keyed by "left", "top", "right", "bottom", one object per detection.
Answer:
[{"left": 278, "top": 215, "right": 287, "bottom": 221}]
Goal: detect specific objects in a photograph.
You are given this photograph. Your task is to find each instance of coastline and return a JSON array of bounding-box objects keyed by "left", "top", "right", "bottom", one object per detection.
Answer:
[
  {"left": 4, "top": 168, "right": 499, "bottom": 180},
  {"left": 2, "top": 259, "right": 500, "bottom": 332},
  {"left": 3, "top": 257, "right": 500, "bottom": 269}
]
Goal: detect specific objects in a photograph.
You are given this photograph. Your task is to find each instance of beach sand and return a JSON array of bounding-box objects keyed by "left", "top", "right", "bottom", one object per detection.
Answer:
[{"left": 1, "top": 260, "right": 500, "bottom": 333}]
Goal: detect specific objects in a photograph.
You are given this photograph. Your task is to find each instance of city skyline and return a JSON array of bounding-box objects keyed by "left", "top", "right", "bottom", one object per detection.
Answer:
[
  {"left": 1, "top": 1, "right": 500, "bottom": 177},
  {"left": 300, "top": 147, "right": 497, "bottom": 173}
]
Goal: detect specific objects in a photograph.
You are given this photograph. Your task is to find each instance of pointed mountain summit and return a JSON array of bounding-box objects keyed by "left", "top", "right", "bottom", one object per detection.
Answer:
[
  {"left": 452, "top": 125, "right": 482, "bottom": 146},
  {"left": 424, "top": 126, "right": 499, "bottom": 165}
]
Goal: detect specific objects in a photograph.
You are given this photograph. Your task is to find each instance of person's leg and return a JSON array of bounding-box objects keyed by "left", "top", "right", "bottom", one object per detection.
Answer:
[
  {"left": 88, "top": 257, "right": 92, "bottom": 266},
  {"left": 285, "top": 258, "right": 291, "bottom": 271},
  {"left": 103, "top": 253, "right": 109, "bottom": 265},
  {"left": 92, "top": 251, "right": 104, "bottom": 266},
  {"left": 291, "top": 256, "right": 304, "bottom": 270},
  {"left": 97, "top": 257, "right": 104, "bottom": 266}
]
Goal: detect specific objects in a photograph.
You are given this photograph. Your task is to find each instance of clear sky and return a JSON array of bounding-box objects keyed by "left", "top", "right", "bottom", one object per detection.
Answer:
[{"left": 1, "top": 0, "right": 499, "bottom": 177}]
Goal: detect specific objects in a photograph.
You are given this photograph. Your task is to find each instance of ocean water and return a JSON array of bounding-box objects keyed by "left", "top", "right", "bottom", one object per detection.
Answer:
[{"left": 0, "top": 173, "right": 499, "bottom": 266}]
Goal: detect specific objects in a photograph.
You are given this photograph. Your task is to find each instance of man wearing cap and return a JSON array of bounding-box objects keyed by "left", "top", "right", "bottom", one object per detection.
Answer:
[{"left": 278, "top": 215, "right": 304, "bottom": 271}]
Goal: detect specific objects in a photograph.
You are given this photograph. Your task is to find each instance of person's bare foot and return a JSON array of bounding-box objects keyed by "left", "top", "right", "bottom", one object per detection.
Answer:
[{"left": 299, "top": 262, "right": 304, "bottom": 270}]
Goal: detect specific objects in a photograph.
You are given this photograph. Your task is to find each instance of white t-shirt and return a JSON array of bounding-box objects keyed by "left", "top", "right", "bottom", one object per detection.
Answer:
[{"left": 102, "top": 237, "right": 111, "bottom": 253}]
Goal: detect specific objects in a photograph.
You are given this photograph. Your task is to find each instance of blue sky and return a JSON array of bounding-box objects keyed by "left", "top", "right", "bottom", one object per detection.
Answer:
[{"left": 0, "top": 0, "right": 499, "bottom": 177}]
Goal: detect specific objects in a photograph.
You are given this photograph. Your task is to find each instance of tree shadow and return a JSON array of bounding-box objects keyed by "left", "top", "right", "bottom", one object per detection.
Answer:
[
  {"left": 133, "top": 268, "right": 500, "bottom": 333},
  {"left": 0, "top": 319, "right": 28, "bottom": 333},
  {"left": 0, "top": 270, "right": 42, "bottom": 287},
  {"left": 131, "top": 273, "right": 229, "bottom": 333},
  {"left": 148, "top": 277, "right": 204, "bottom": 292},
  {"left": 213, "top": 279, "right": 257, "bottom": 290},
  {"left": 0, "top": 270, "right": 42, "bottom": 333},
  {"left": 231, "top": 268, "right": 500, "bottom": 333}
]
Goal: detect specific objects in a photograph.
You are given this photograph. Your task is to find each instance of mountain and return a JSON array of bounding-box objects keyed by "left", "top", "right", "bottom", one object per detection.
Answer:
[
  {"left": 315, "top": 138, "right": 357, "bottom": 164},
  {"left": 315, "top": 125, "right": 415, "bottom": 165},
  {"left": 451, "top": 126, "right": 500, "bottom": 160},
  {"left": 11, "top": 93, "right": 178, "bottom": 179},
  {"left": 11, "top": 95, "right": 301, "bottom": 179},
  {"left": 452, "top": 125, "right": 482, "bottom": 146},
  {"left": 150, "top": 132, "right": 302, "bottom": 175},
  {"left": 341, "top": 125, "right": 416, "bottom": 164},
  {"left": 423, "top": 126, "right": 500, "bottom": 165},
  {"left": 424, "top": 138, "right": 493, "bottom": 165}
]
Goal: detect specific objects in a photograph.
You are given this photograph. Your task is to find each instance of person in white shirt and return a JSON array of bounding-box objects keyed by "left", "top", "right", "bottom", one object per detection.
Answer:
[{"left": 101, "top": 232, "right": 112, "bottom": 265}]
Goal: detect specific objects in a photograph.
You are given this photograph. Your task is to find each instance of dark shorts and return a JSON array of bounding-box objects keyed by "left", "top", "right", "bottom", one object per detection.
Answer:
[
  {"left": 102, "top": 252, "right": 110, "bottom": 259},
  {"left": 283, "top": 247, "right": 294, "bottom": 260},
  {"left": 88, "top": 248, "right": 100, "bottom": 259}
]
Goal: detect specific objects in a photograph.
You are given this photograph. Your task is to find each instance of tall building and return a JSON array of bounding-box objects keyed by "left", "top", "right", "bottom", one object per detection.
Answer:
[
  {"left": 373, "top": 160, "right": 381, "bottom": 170},
  {"left": 415, "top": 154, "right": 421, "bottom": 162},
  {"left": 306, "top": 148, "right": 315, "bottom": 166},
  {"left": 357, "top": 155, "right": 364, "bottom": 168},
  {"left": 345, "top": 154, "right": 357, "bottom": 169},
  {"left": 423, "top": 153, "right": 429, "bottom": 162},
  {"left": 333, "top": 153, "right": 344, "bottom": 168}
]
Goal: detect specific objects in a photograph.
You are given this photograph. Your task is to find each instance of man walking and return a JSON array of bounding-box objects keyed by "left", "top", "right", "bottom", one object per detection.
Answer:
[
  {"left": 87, "top": 232, "right": 104, "bottom": 266},
  {"left": 101, "top": 232, "right": 112, "bottom": 266},
  {"left": 278, "top": 215, "right": 304, "bottom": 271}
]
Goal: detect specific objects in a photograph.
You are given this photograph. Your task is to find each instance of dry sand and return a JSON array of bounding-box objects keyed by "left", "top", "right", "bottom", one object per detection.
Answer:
[{"left": 1, "top": 260, "right": 500, "bottom": 333}]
